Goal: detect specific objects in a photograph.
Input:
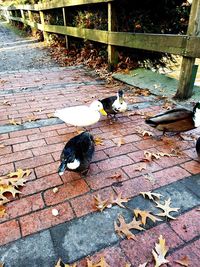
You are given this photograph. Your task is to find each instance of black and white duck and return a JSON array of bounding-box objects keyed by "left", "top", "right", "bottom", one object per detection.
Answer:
[
  {"left": 100, "top": 89, "right": 127, "bottom": 120},
  {"left": 54, "top": 100, "right": 107, "bottom": 127},
  {"left": 145, "top": 102, "right": 200, "bottom": 134},
  {"left": 196, "top": 137, "right": 200, "bottom": 157},
  {"left": 58, "top": 131, "right": 95, "bottom": 176}
]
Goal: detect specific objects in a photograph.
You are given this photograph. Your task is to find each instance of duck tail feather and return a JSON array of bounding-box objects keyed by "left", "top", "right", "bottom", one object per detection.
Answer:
[{"left": 145, "top": 118, "right": 157, "bottom": 126}]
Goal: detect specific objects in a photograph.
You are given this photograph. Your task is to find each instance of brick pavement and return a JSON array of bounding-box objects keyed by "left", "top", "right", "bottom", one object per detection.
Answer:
[{"left": 0, "top": 22, "right": 200, "bottom": 267}]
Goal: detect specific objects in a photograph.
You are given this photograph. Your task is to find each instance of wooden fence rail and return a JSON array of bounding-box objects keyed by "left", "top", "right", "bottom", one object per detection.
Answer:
[{"left": 0, "top": 0, "right": 200, "bottom": 99}]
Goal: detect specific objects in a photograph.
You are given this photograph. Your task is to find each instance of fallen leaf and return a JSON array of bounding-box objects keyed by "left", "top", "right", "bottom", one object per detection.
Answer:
[
  {"left": 3, "top": 100, "right": 11, "bottom": 106},
  {"left": 0, "top": 143, "right": 5, "bottom": 148},
  {"left": 7, "top": 168, "right": 31, "bottom": 180},
  {"left": 87, "top": 256, "right": 110, "bottom": 267},
  {"left": 34, "top": 108, "right": 43, "bottom": 112},
  {"left": 0, "top": 205, "right": 6, "bottom": 218},
  {"left": 142, "top": 130, "right": 153, "bottom": 137},
  {"left": 138, "top": 263, "right": 147, "bottom": 267},
  {"left": 94, "top": 137, "right": 104, "bottom": 146},
  {"left": 114, "top": 214, "right": 144, "bottom": 240},
  {"left": 155, "top": 198, "right": 179, "bottom": 220},
  {"left": 140, "top": 191, "right": 163, "bottom": 201},
  {"left": 8, "top": 118, "right": 22, "bottom": 125},
  {"left": 134, "top": 209, "right": 162, "bottom": 225},
  {"left": 55, "top": 258, "right": 76, "bottom": 267},
  {"left": 0, "top": 184, "right": 21, "bottom": 199},
  {"left": 25, "top": 114, "right": 38, "bottom": 122},
  {"left": 94, "top": 195, "right": 109, "bottom": 212},
  {"left": 143, "top": 151, "right": 160, "bottom": 162},
  {"left": 143, "top": 173, "right": 156, "bottom": 185},
  {"left": 174, "top": 255, "right": 189, "bottom": 266},
  {"left": 125, "top": 264, "right": 131, "bottom": 267},
  {"left": 47, "top": 113, "right": 56, "bottom": 118},
  {"left": 152, "top": 235, "right": 169, "bottom": 267},
  {"left": 107, "top": 172, "right": 122, "bottom": 180},
  {"left": 110, "top": 192, "right": 129, "bottom": 208},
  {"left": 135, "top": 163, "right": 147, "bottom": 172},
  {"left": 116, "top": 138, "right": 125, "bottom": 147}
]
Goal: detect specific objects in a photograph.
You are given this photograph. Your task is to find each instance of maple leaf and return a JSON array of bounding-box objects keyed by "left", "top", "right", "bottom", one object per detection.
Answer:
[
  {"left": 114, "top": 214, "right": 144, "bottom": 240},
  {"left": 110, "top": 193, "right": 129, "bottom": 208},
  {"left": 94, "top": 137, "right": 104, "bottom": 146},
  {"left": 87, "top": 256, "right": 110, "bottom": 267},
  {"left": 0, "top": 205, "right": 6, "bottom": 218},
  {"left": 155, "top": 198, "right": 179, "bottom": 220},
  {"left": 9, "top": 118, "right": 22, "bottom": 125},
  {"left": 134, "top": 209, "right": 162, "bottom": 225},
  {"left": 174, "top": 255, "right": 189, "bottom": 267},
  {"left": 140, "top": 191, "right": 163, "bottom": 201},
  {"left": 152, "top": 235, "right": 169, "bottom": 267},
  {"left": 0, "top": 184, "right": 21, "bottom": 199},
  {"left": 7, "top": 168, "right": 31, "bottom": 180},
  {"left": 94, "top": 195, "right": 109, "bottom": 212}
]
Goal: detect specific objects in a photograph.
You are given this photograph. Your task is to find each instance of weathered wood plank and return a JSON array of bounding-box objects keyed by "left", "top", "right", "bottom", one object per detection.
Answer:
[
  {"left": 108, "top": 2, "right": 118, "bottom": 66},
  {"left": 175, "top": 0, "right": 200, "bottom": 99}
]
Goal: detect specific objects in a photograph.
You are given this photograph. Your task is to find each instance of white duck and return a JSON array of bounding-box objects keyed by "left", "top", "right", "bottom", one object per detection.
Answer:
[{"left": 54, "top": 100, "right": 107, "bottom": 127}]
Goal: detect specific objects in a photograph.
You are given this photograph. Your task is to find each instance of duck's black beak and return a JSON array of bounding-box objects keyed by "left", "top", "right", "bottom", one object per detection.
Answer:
[{"left": 58, "top": 161, "right": 66, "bottom": 176}]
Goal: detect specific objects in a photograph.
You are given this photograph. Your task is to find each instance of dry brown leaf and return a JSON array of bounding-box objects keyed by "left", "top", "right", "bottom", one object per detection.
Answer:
[
  {"left": 152, "top": 235, "right": 169, "bottom": 267},
  {"left": 134, "top": 209, "right": 162, "bottom": 225},
  {"left": 0, "top": 205, "right": 6, "bottom": 218},
  {"left": 94, "top": 195, "right": 109, "bottom": 212},
  {"left": 9, "top": 118, "right": 22, "bottom": 125},
  {"left": 135, "top": 163, "right": 147, "bottom": 172},
  {"left": 107, "top": 172, "right": 122, "bottom": 180},
  {"left": 47, "top": 113, "right": 56, "bottom": 118},
  {"left": 174, "top": 255, "right": 189, "bottom": 267},
  {"left": 155, "top": 198, "right": 179, "bottom": 220},
  {"left": 143, "top": 151, "right": 160, "bottom": 162},
  {"left": 87, "top": 256, "right": 110, "bottom": 267},
  {"left": 3, "top": 100, "right": 11, "bottom": 106},
  {"left": 140, "top": 191, "right": 163, "bottom": 201},
  {"left": 114, "top": 214, "right": 144, "bottom": 240},
  {"left": 110, "top": 192, "right": 130, "bottom": 208}
]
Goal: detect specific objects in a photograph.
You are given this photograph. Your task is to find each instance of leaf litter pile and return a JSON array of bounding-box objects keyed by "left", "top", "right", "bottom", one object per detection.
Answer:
[
  {"left": 0, "top": 168, "right": 31, "bottom": 218},
  {"left": 55, "top": 190, "right": 184, "bottom": 267}
]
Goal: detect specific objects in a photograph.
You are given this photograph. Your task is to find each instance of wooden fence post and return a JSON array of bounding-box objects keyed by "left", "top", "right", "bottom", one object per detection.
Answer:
[
  {"left": 175, "top": 0, "right": 200, "bottom": 99},
  {"left": 20, "top": 9, "right": 25, "bottom": 21},
  {"left": 62, "top": 7, "right": 69, "bottom": 49},
  {"left": 107, "top": 2, "right": 118, "bottom": 70},
  {"left": 39, "top": 10, "right": 49, "bottom": 42}
]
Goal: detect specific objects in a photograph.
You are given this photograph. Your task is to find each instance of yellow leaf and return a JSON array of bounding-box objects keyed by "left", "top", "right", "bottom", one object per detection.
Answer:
[
  {"left": 0, "top": 205, "right": 6, "bottom": 218},
  {"left": 116, "top": 138, "right": 125, "bottom": 147},
  {"left": 94, "top": 137, "right": 104, "bottom": 146},
  {"left": 54, "top": 258, "right": 76, "bottom": 267},
  {"left": 174, "top": 255, "right": 189, "bottom": 267},
  {"left": 134, "top": 209, "right": 162, "bottom": 225},
  {"left": 9, "top": 118, "right": 22, "bottom": 125},
  {"left": 0, "top": 184, "right": 21, "bottom": 198},
  {"left": 152, "top": 235, "right": 169, "bottom": 267},
  {"left": 7, "top": 168, "right": 31, "bottom": 179},
  {"left": 25, "top": 114, "right": 38, "bottom": 122},
  {"left": 87, "top": 256, "right": 110, "bottom": 267}
]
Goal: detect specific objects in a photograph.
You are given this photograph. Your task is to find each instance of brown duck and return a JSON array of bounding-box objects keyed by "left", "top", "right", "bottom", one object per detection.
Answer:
[{"left": 145, "top": 102, "right": 200, "bottom": 134}]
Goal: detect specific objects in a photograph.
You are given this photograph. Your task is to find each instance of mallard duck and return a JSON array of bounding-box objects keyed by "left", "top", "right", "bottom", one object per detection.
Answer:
[
  {"left": 145, "top": 102, "right": 200, "bottom": 134},
  {"left": 54, "top": 100, "right": 107, "bottom": 127},
  {"left": 58, "top": 131, "right": 95, "bottom": 175},
  {"left": 196, "top": 137, "right": 200, "bottom": 157},
  {"left": 100, "top": 89, "right": 127, "bottom": 119}
]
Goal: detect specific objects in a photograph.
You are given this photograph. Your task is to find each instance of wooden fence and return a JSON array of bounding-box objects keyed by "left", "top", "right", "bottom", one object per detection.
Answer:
[{"left": 0, "top": 0, "right": 200, "bottom": 99}]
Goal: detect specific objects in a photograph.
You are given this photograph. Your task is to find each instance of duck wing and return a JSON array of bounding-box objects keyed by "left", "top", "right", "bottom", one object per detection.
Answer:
[
  {"left": 145, "top": 108, "right": 192, "bottom": 126},
  {"left": 100, "top": 96, "right": 117, "bottom": 114},
  {"left": 54, "top": 105, "right": 100, "bottom": 127}
]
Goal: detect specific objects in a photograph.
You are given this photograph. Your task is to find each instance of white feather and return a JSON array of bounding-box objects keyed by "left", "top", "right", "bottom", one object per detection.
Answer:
[
  {"left": 54, "top": 101, "right": 104, "bottom": 127},
  {"left": 67, "top": 159, "right": 80, "bottom": 170},
  {"left": 112, "top": 99, "right": 127, "bottom": 113},
  {"left": 194, "top": 108, "right": 200, "bottom": 127}
]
